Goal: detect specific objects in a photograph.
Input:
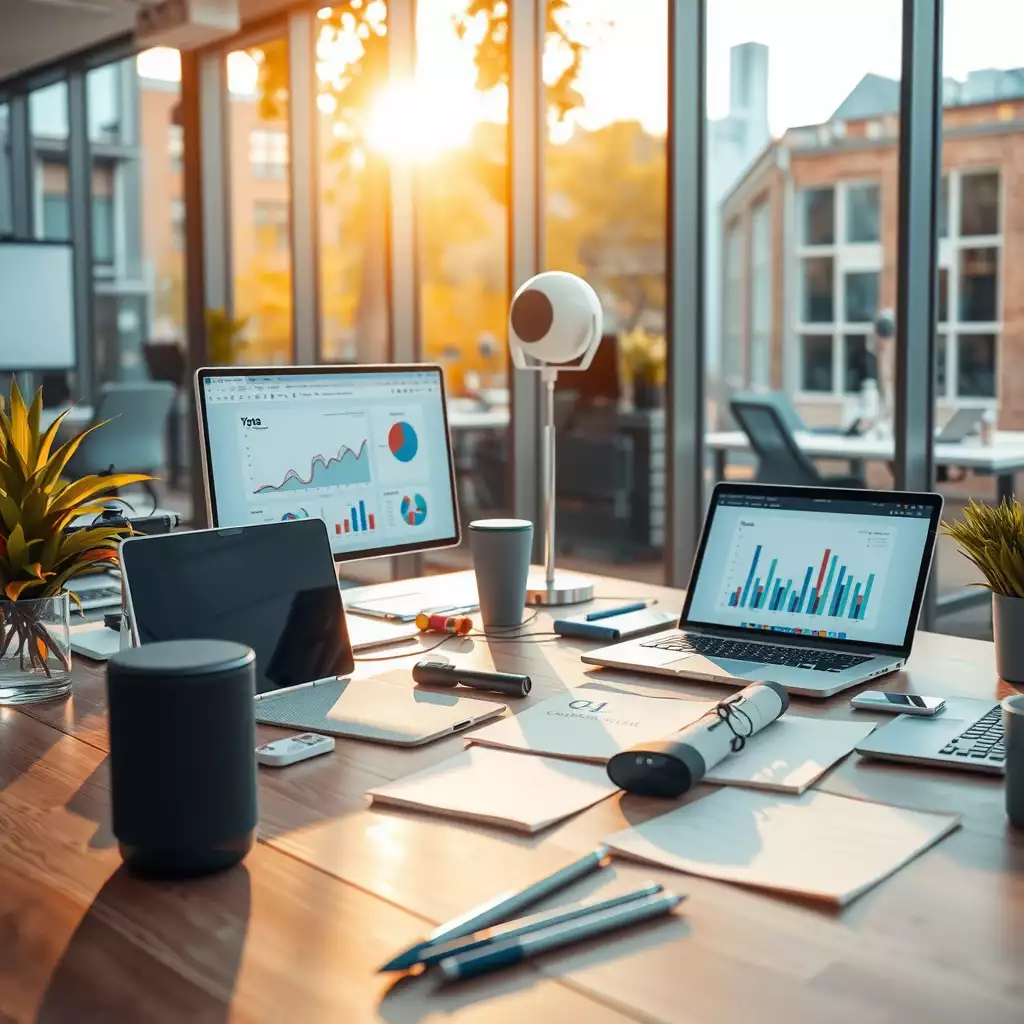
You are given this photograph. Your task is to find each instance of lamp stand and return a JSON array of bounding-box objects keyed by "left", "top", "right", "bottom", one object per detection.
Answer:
[{"left": 526, "top": 368, "right": 594, "bottom": 606}]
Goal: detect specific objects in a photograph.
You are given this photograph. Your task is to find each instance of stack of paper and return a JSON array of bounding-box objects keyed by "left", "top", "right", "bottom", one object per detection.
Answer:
[
  {"left": 368, "top": 746, "right": 620, "bottom": 833},
  {"left": 468, "top": 691, "right": 875, "bottom": 794},
  {"left": 603, "top": 787, "right": 961, "bottom": 905}
]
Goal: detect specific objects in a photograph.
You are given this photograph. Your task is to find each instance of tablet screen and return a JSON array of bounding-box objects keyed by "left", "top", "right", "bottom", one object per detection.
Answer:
[{"left": 121, "top": 520, "right": 354, "bottom": 695}]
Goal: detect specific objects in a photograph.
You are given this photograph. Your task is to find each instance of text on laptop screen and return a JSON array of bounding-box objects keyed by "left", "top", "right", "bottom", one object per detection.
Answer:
[
  {"left": 686, "top": 492, "right": 933, "bottom": 646},
  {"left": 201, "top": 370, "right": 457, "bottom": 558}
]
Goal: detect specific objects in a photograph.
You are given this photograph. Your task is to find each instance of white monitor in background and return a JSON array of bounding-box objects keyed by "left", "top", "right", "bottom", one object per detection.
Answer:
[
  {"left": 195, "top": 364, "right": 461, "bottom": 563},
  {"left": 0, "top": 241, "right": 76, "bottom": 370}
]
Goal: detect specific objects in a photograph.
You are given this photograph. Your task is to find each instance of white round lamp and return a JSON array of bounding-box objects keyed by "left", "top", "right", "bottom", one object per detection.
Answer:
[{"left": 508, "top": 271, "right": 603, "bottom": 605}]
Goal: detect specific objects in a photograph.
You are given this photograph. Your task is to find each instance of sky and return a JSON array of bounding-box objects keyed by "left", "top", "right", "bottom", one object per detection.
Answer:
[{"left": 136, "top": 0, "right": 1024, "bottom": 142}]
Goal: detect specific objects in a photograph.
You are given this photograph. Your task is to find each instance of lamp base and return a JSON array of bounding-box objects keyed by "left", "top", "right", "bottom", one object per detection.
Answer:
[{"left": 526, "top": 569, "right": 594, "bottom": 606}]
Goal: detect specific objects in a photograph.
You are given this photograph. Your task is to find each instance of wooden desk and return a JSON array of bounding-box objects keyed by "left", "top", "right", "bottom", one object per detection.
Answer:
[{"left": 3, "top": 571, "right": 1023, "bottom": 1023}]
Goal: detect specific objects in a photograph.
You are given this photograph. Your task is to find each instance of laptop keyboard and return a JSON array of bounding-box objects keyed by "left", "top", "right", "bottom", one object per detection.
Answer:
[
  {"left": 639, "top": 633, "right": 873, "bottom": 673},
  {"left": 938, "top": 706, "right": 1005, "bottom": 765}
]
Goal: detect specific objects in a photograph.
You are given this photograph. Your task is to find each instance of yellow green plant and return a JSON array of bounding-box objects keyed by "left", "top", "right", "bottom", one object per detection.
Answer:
[
  {"left": 943, "top": 497, "right": 1024, "bottom": 598},
  {"left": 205, "top": 308, "right": 250, "bottom": 366},
  {"left": 0, "top": 380, "right": 150, "bottom": 674},
  {"left": 618, "top": 326, "right": 666, "bottom": 386}
]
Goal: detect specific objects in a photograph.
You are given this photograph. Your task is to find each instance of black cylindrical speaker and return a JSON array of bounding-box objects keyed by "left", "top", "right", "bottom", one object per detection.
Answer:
[{"left": 106, "top": 639, "right": 258, "bottom": 878}]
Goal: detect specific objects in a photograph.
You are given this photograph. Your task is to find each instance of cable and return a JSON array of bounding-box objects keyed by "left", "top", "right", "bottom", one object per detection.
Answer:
[{"left": 353, "top": 634, "right": 453, "bottom": 663}]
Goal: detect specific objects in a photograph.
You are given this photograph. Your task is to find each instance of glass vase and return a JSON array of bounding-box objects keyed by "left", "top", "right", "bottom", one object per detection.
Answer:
[{"left": 0, "top": 593, "right": 72, "bottom": 704}]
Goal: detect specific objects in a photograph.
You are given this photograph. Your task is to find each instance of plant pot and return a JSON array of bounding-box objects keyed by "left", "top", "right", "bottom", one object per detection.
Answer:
[
  {"left": 634, "top": 379, "right": 664, "bottom": 410},
  {"left": 0, "top": 593, "right": 72, "bottom": 704},
  {"left": 992, "top": 592, "right": 1024, "bottom": 684}
]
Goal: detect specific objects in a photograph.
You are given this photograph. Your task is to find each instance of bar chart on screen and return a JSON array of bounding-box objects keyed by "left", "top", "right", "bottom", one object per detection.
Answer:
[{"left": 717, "top": 515, "right": 894, "bottom": 627}]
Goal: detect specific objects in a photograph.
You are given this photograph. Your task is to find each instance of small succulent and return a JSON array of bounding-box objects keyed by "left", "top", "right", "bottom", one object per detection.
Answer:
[{"left": 943, "top": 497, "right": 1024, "bottom": 598}]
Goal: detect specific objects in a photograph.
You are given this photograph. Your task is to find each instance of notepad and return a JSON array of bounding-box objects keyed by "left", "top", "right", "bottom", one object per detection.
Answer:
[
  {"left": 467, "top": 691, "right": 710, "bottom": 763},
  {"left": 368, "top": 746, "right": 620, "bottom": 833},
  {"left": 604, "top": 787, "right": 961, "bottom": 906},
  {"left": 704, "top": 715, "right": 876, "bottom": 794}
]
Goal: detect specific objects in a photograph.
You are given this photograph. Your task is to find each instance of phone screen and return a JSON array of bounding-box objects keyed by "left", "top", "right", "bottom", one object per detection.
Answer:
[{"left": 882, "top": 693, "right": 941, "bottom": 708}]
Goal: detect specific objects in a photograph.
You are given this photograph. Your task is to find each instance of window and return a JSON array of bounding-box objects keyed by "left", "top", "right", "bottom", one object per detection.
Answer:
[
  {"left": 723, "top": 222, "right": 744, "bottom": 384},
  {"left": 936, "top": 332, "right": 948, "bottom": 395},
  {"left": 749, "top": 200, "right": 772, "bottom": 388},
  {"left": 844, "top": 333, "right": 873, "bottom": 393},
  {"left": 0, "top": 104, "right": 10, "bottom": 234},
  {"left": 249, "top": 129, "right": 288, "bottom": 180},
  {"left": 801, "top": 257, "right": 833, "bottom": 322},
  {"left": 41, "top": 193, "right": 69, "bottom": 239},
  {"left": 254, "top": 199, "right": 290, "bottom": 251},
  {"left": 959, "top": 247, "right": 998, "bottom": 322},
  {"left": 938, "top": 175, "right": 949, "bottom": 238},
  {"left": 845, "top": 183, "right": 880, "bottom": 243},
  {"left": 960, "top": 171, "right": 999, "bottom": 237},
  {"left": 957, "top": 333, "right": 996, "bottom": 397},
  {"left": 171, "top": 198, "right": 185, "bottom": 251},
  {"left": 92, "top": 195, "right": 114, "bottom": 265},
  {"left": 29, "top": 82, "right": 68, "bottom": 141},
  {"left": 844, "top": 271, "right": 879, "bottom": 323},
  {"left": 801, "top": 187, "right": 834, "bottom": 245},
  {"left": 87, "top": 63, "right": 123, "bottom": 144},
  {"left": 801, "top": 335, "right": 833, "bottom": 392},
  {"left": 168, "top": 124, "right": 184, "bottom": 174}
]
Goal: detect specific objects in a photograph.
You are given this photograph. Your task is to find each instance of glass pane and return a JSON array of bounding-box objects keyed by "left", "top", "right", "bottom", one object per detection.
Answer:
[
  {"left": 801, "top": 187, "right": 834, "bottom": 245},
  {"left": 957, "top": 333, "right": 996, "bottom": 398},
  {"left": 722, "top": 223, "right": 744, "bottom": 385},
  {"left": 0, "top": 104, "right": 10, "bottom": 234},
  {"left": 936, "top": 332, "right": 947, "bottom": 396},
  {"left": 38, "top": 162, "right": 70, "bottom": 241},
  {"left": 844, "top": 270, "right": 878, "bottom": 323},
  {"left": 960, "top": 171, "right": 999, "bottom": 237},
  {"left": 231, "top": 38, "right": 294, "bottom": 364},
  {"left": 938, "top": 174, "right": 949, "bottom": 238},
  {"left": 801, "top": 335, "right": 833, "bottom": 392},
  {"left": 938, "top": 266, "right": 948, "bottom": 322},
  {"left": 959, "top": 246, "right": 998, "bottom": 322},
  {"left": 92, "top": 195, "right": 114, "bottom": 264},
  {"left": 843, "top": 333, "right": 873, "bottom": 393},
  {"left": 316, "top": 2, "right": 390, "bottom": 365},
  {"left": 88, "top": 63, "right": 123, "bottom": 144},
  {"left": 749, "top": 200, "right": 772, "bottom": 387},
  {"left": 29, "top": 82, "right": 68, "bottom": 141},
  {"left": 801, "top": 257, "right": 834, "bottom": 323},
  {"left": 543, "top": 0, "right": 668, "bottom": 577},
  {"left": 845, "top": 183, "right": 880, "bottom": 242}
]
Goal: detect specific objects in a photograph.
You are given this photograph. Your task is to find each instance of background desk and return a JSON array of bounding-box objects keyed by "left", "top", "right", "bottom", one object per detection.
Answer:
[{"left": 2, "top": 571, "right": 1022, "bottom": 1023}]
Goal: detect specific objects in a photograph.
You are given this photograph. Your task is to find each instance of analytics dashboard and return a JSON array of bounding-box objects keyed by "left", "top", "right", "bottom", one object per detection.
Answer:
[{"left": 199, "top": 368, "right": 459, "bottom": 559}]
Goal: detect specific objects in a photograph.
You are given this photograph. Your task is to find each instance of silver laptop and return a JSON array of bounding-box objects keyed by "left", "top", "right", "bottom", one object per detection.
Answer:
[
  {"left": 583, "top": 482, "right": 942, "bottom": 698},
  {"left": 855, "top": 696, "right": 1004, "bottom": 774},
  {"left": 936, "top": 407, "right": 985, "bottom": 443}
]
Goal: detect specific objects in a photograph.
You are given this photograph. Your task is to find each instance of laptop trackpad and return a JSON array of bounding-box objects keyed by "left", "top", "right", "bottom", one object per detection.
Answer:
[{"left": 671, "top": 655, "right": 761, "bottom": 681}]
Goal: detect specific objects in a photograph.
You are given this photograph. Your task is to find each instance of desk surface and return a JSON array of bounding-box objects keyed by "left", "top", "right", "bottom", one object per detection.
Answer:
[
  {"left": 3, "top": 571, "right": 1023, "bottom": 1023},
  {"left": 706, "top": 427, "right": 1024, "bottom": 473}
]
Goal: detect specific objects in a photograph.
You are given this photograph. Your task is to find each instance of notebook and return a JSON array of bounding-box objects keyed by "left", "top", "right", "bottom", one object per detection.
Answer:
[
  {"left": 603, "top": 787, "right": 961, "bottom": 906},
  {"left": 367, "top": 746, "right": 620, "bottom": 833}
]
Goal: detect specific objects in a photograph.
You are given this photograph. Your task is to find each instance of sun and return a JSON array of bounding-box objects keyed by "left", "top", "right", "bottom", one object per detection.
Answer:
[{"left": 364, "top": 81, "right": 477, "bottom": 162}]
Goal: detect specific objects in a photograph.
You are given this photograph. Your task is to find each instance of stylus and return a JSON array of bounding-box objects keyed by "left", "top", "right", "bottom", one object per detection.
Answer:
[{"left": 586, "top": 601, "right": 647, "bottom": 621}]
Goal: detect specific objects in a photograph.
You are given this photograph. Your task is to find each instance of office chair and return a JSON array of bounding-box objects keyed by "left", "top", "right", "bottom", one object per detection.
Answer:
[
  {"left": 67, "top": 381, "right": 176, "bottom": 512},
  {"left": 730, "top": 396, "right": 863, "bottom": 488}
]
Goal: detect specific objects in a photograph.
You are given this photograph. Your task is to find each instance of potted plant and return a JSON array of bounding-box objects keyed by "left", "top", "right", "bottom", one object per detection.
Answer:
[
  {"left": 944, "top": 497, "right": 1024, "bottom": 683},
  {"left": 205, "top": 308, "right": 250, "bottom": 366},
  {"left": 0, "top": 380, "right": 149, "bottom": 704},
  {"left": 618, "top": 327, "right": 666, "bottom": 410}
]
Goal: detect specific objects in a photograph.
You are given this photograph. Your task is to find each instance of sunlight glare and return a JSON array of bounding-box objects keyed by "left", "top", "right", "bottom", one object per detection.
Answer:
[{"left": 365, "top": 82, "right": 475, "bottom": 161}]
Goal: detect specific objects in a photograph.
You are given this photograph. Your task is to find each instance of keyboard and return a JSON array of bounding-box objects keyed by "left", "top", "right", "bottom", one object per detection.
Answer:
[
  {"left": 71, "top": 585, "right": 122, "bottom": 610},
  {"left": 639, "top": 633, "right": 873, "bottom": 672},
  {"left": 938, "top": 706, "right": 1005, "bottom": 765}
]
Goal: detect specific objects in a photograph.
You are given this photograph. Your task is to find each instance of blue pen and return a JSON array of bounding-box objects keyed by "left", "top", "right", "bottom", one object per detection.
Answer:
[
  {"left": 439, "top": 890, "right": 685, "bottom": 982},
  {"left": 586, "top": 602, "right": 647, "bottom": 622}
]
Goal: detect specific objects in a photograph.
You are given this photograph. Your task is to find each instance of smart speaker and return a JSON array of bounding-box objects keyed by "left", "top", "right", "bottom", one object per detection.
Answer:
[{"left": 106, "top": 639, "right": 258, "bottom": 877}]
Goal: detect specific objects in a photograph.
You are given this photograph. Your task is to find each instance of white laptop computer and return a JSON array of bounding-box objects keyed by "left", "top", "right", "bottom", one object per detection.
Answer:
[{"left": 583, "top": 482, "right": 943, "bottom": 698}]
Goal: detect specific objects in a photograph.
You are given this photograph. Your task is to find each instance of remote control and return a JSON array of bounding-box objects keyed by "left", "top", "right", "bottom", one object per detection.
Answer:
[{"left": 256, "top": 733, "right": 335, "bottom": 767}]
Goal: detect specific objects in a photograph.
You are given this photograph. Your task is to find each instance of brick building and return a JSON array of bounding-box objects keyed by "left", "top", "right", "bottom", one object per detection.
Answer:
[{"left": 720, "top": 68, "right": 1024, "bottom": 429}]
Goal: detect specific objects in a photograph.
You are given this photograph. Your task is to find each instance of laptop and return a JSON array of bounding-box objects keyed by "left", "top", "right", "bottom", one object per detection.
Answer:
[
  {"left": 935, "top": 407, "right": 985, "bottom": 444},
  {"left": 855, "top": 697, "right": 1004, "bottom": 774},
  {"left": 582, "top": 483, "right": 943, "bottom": 698}
]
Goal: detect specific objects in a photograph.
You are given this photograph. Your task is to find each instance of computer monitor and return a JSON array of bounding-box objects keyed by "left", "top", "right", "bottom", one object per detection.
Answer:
[
  {"left": 195, "top": 365, "right": 461, "bottom": 562},
  {"left": 0, "top": 240, "right": 75, "bottom": 371}
]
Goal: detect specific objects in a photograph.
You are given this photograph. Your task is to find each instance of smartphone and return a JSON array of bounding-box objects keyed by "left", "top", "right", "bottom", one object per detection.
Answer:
[{"left": 850, "top": 691, "right": 946, "bottom": 716}]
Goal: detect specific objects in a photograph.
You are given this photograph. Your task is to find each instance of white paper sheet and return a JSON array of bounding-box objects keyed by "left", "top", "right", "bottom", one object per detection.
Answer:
[
  {"left": 604, "top": 787, "right": 960, "bottom": 905},
  {"left": 368, "top": 746, "right": 620, "bottom": 833}
]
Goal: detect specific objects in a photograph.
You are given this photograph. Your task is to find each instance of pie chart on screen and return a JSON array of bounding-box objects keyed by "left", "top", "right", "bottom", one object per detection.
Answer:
[
  {"left": 401, "top": 493, "right": 428, "bottom": 526},
  {"left": 388, "top": 421, "right": 418, "bottom": 463}
]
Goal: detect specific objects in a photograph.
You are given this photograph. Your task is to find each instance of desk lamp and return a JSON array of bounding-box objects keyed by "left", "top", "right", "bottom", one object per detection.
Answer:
[{"left": 508, "top": 271, "right": 602, "bottom": 605}]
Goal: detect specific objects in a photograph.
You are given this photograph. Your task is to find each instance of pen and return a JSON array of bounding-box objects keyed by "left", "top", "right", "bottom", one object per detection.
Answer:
[
  {"left": 380, "top": 846, "right": 609, "bottom": 971},
  {"left": 586, "top": 602, "right": 647, "bottom": 622},
  {"left": 439, "top": 890, "right": 686, "bottom": 982},
  {"left": 417, "top": 884, "right": 663, "bottom": 967}
]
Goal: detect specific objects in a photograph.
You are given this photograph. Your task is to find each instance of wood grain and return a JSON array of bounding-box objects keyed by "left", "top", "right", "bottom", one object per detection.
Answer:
[{"left": 6, "top": 570, "right": 1024, "bottom": 1023}]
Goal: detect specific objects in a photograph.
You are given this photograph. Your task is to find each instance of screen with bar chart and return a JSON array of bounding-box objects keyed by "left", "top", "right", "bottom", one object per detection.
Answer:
[
  {"left": 686, "top": 489, "right": 937, "bottom": 648},
  {"left": 198, "top": 366, "right": 459, "bottom": 560}
]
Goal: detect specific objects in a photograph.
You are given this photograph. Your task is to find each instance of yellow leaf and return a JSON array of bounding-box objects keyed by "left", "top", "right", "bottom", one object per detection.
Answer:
[
  {"left": 7, "top": 523, "right": 28, "bottom": 568},
  {"left": 5, "top": 580, "right": 37, "bottom": 601},
  {"left": 47, "top": 473, "right": 153, "bottom": 517},
  {"left": 32, "top": 407, "right": 71, "bottom": 472},
  {"left": 6, "top": 378, "right": 29, "bottom": 458},
  {"left": 27, "top": 387, "right": 43, "bottom": 463}
]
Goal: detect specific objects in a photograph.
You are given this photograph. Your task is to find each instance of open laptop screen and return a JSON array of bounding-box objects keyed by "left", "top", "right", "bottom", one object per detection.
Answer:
[
  {"left": 197, "top": 365, "right": 459, "bottom": 562},
  {"left": 684, "top": 486, "right": 941, "bottom": 652}
]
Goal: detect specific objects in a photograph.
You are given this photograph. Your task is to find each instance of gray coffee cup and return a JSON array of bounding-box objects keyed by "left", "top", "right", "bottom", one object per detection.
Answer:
[
  {"left": 469, "top": 519, "right": 534, "bottom": 628},
  {"left": 1003, "top": 693, "right": 1024, "bottom": 828}
]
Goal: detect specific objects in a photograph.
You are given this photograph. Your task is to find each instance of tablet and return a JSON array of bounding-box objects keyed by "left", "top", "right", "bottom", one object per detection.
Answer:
[{"left": 120, "top": 519, "right": 354, "bottom": 698}]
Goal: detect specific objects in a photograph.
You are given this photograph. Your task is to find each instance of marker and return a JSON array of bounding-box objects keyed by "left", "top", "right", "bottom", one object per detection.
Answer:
[
  {"left": 438, "top": 890, "right": 686, "bottom": 982},
  {"left": 379, "top": 847, "right": 609, "bottom": 971},
  {"left": 416, "top": 884, "right": 664, "bottom": 967},
  {"left": 586, "top": 602, "right": 647, "bottom": 622}
]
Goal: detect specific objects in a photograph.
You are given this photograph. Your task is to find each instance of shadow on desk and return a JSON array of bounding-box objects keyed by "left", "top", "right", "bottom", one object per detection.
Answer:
[{"left": 37, "top": 865, "right": 251, "bottom": 1024}]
